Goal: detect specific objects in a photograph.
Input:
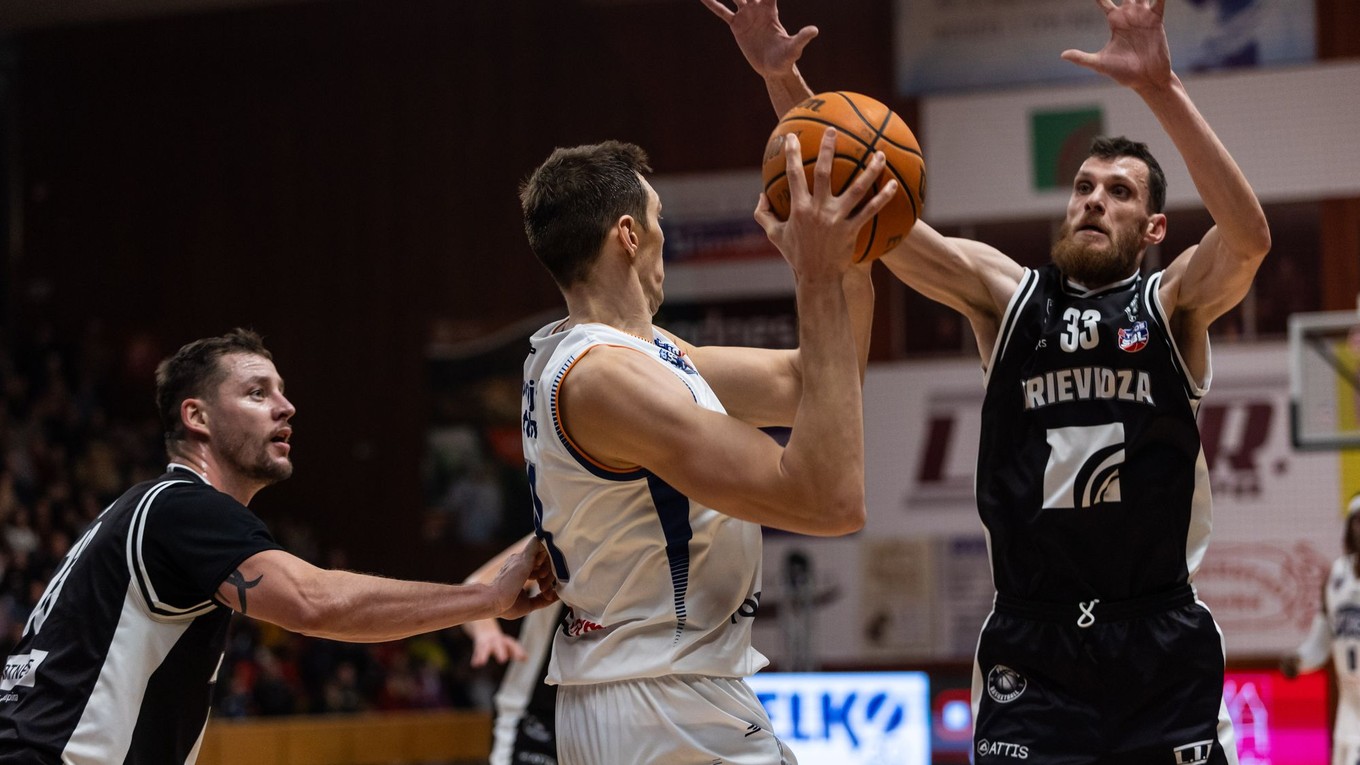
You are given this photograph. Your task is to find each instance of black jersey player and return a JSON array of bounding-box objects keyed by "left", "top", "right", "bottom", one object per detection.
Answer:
[
  {"left": 0, "top": 330, "right": 556, "bottom": 765},
  {"left": 706, "top": 0, "right": 1271, "bottom": 761}
]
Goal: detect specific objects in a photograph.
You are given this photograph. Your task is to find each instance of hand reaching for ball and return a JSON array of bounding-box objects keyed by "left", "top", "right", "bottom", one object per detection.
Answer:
[{"left": 755, "top": 128, "right": 897, "bottom": 281}]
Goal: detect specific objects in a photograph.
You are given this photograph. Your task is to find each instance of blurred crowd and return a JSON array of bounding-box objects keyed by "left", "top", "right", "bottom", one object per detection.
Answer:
[{"left": 0, "top": 322, "right": 499, "bottom": 718}]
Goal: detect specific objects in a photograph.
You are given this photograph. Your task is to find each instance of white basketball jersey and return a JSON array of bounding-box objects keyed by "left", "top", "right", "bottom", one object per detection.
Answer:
[
  {"left": 1325, "top": 555, "right": 1360, "bottom": 741},
  {"left": 521, "top": 320, "right": 767, "bottom": 686}
]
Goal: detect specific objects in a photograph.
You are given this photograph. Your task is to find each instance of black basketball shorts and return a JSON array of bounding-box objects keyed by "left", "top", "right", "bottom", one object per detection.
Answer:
[{"left": 972, "top": 587, "right": 1236, "bottom": 765}]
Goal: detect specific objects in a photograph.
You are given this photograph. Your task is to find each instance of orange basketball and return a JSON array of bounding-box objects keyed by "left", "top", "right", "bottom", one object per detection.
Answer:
[{"left": 761, "top": 91, "right": 925, "bottom": 263}]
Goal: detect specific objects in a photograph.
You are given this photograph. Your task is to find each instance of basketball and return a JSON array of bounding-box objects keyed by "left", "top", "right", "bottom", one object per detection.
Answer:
[{"left": 761, "top": 91, "right": 925, "bottom": 263}]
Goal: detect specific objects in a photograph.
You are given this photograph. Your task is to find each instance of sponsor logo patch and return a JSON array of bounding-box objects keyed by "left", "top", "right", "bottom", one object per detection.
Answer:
[
  {"left": 1118, "top": 321, "right": 1148, "bottom": 352},
  {"left": 653, "top": 338, "right": 696, "bottom": 374},
  {"left": 1173, "top": 740, "right": 1213, "bottom": 765},
  {"left": 1, "top": 650, "right": 48, "bottom": 692},
  {"left": 562, "top": 608, "right": 604, "bottom": 637},
  {"left": 977, "top": 738, "right": 1030, "bottom": 759}
]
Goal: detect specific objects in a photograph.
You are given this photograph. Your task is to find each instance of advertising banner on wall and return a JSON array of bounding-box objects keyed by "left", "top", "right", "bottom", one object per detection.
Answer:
[
  {"left": 894, "top": 0, "right": 1315, "bottom": 96},
  {"left": 920, "top": 61, "right": 1360, "bottom": 225},
  {"left": 649, "top": 170, "right": 795, "bottom": 302},
  {"left": 747, "top": 672, "right": 931, "bottom": 765}
]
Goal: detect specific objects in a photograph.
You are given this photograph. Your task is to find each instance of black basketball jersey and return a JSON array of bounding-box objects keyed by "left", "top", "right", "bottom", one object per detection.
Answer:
[
  {"left": 977, "top": 265, "right": 1211, "bottom": 603},
  {"left": 0, "top": 464, "right": 281, "bottom": 765}
]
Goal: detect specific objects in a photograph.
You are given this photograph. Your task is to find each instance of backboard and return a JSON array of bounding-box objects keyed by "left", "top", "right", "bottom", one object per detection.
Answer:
[{"left": 1289, "top": 309, "right": 1360, "bottom": 451}]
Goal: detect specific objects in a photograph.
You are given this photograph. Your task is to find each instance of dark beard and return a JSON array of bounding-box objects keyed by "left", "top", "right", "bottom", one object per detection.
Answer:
[
  {"left": 1051, "top": 222, "right": 1143, "bottom": 289},
  {"left": 221, "top": 431, "right": 293, "bottom": 485}
]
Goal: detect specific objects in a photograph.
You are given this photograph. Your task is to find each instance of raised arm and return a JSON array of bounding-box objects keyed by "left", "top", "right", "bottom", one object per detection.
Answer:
[
  {"left": 563, "top": 132, "right": 895, "bottom": 536},
  {"left": 704, "top": 0, "right": 1024, "bottom": 366},
  {"left": 701, "top": 0, "right": 817, "bottom": 117},
  {"left": 881, "top": 224, "right": 1024, "bottom": 365},
  {"left": 216, "top": 537, "right": 557, "bottom": 643},
  {"left": 1061, "top": 0, "right": 1270, "bottom": 373}
]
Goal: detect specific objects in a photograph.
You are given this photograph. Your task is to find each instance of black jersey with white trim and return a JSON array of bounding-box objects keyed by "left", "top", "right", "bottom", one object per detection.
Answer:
[
  {"left": 977, "top": 264, "right": 1212, "bottom": 603},
  {"left": 0, "top": 465, "right": 281, "bottom": 765}
]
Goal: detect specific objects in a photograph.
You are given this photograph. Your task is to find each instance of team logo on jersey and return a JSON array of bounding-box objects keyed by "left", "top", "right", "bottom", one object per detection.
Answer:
[
  {"left": 1, "top": 650, "right": 48, "bottom": 692},
  {"left": 1172, "top": 740, "right": 1213, "bottom": 765},
  {"left": 1042, "top": 424, "right": 1124, "bottom": 509},
  {"left": 1117, "top": 321, "right": 1148, "bottom": 352},
  {"left": 986, "top": 665, "right": 1027, "bottom": 703}
]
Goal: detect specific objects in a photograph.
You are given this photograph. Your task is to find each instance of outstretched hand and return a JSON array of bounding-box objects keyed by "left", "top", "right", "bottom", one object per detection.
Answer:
[
  {"left": 466, "top": 623, "right": 529, "bottom": 667},
  {"left": 754, "top": 129, "right": 897, "bottom": 280},
  {"left": 490, "top": 537, "right": 559, "bottom": 620},
  {"left": 700, "top": 0, "right": 817, "bottom": 78},
  {"left": 1060, "top": 0, "right": 1173, "bottom": 93}
]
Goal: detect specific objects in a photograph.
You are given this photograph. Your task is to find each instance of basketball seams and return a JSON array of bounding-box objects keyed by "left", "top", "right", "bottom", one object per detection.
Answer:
[
  {"left": 761, "top": 91, "right": 924, "bottom": 262},
  {"left": 762, "top": 154, "right": 879, "bottom": 195}
]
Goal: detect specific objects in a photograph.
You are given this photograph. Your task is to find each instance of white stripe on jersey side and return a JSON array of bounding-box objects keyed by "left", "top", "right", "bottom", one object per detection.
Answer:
[
  {"left": 982, "top": 268, "right": 1039, "bottom": 388},
  {"left": 62, "top": 580, "right": 195, "bottom": 765},
  {"left": 1145, "top": 272, "right": 1212, "bottom": 401},
  {"left": 127, "top": 480, "right": 217, "bottom": 619},
  {"left": 1196, "top": 596, "right": 1241, "bottom": 765},
  {"left": 969, "top": 603, "right": 996, "bottom": 735},
  {"left": 1145, "top": 272, "right": 1215, "bottom": 583},
  {"left": 975, "top": 270, "right": 1027, "bottom": 587},
  {"left": 185, "top": 718, "right": 208, "bottom": 765}
]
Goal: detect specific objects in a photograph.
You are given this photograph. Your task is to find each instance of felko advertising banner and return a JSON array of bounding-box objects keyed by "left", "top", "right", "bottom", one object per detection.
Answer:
[
  {"left": 743, "top": 669, "right": 1327, "bottom": 764},
  {"left": 893, "top": 0, "right": 1315, "bottom": 95},
  {"left": 745, "top": 672, "right": 931, "bottom": 765}
]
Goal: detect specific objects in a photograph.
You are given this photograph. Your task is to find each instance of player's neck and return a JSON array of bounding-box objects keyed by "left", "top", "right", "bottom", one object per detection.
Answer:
[
  {"left": 169, "top": 444, "right": 263, "bottom": 506},
  {"left": 561, "top": 287, "right": 653, "bottom": 340}
]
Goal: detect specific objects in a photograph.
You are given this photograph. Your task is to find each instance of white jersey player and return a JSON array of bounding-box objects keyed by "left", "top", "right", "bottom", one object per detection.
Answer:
[
  {"left": 515, "top": 136, "right": 890, "bottom": 764},
  {"left": 1284, "top": 493, "right": 1360, "bottom": 765},
  {"left": 523, "top": 321, "right": 767, "bottom": 684}
]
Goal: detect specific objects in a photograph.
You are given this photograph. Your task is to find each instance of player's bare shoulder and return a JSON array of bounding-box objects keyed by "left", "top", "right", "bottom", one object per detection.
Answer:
[{"left": 556, "top": 340, "right": 715, "bottom": 471}]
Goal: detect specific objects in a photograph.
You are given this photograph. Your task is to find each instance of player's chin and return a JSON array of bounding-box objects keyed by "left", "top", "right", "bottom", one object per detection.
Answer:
[{"left": 261, "top": 457, "right": 294, "bottom": 483}]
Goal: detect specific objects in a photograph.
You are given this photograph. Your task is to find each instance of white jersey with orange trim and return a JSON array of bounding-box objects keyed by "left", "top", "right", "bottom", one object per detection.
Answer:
[{"left": 521, "top": 320, "right": 767, "bottom": 687}]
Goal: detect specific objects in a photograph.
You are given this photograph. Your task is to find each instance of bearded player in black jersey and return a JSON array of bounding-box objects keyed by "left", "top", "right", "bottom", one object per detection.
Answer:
[
  {"left": 0, "top": 329, "right": 557, "bottom": 765},
  {"left": 707, "top": 0, "right": 1270, "bottom": 762}
]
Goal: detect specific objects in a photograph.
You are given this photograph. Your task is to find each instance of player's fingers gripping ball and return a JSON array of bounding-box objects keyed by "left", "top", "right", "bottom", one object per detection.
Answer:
[{"left": 762, "top": 91, "right": 926, "bottom": 263}]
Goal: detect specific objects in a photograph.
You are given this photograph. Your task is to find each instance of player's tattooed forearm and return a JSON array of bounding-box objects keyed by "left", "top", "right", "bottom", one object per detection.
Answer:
[{"left": 226, "top": 570, "right": 263, "bottom": 614}]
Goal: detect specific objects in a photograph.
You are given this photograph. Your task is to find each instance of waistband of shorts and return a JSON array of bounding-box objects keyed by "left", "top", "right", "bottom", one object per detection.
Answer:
[{"left": 992, "top": 584, "right": 1196, "bottom": 627}]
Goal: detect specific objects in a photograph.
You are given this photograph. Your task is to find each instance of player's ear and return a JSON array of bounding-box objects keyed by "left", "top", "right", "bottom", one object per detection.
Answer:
[
  {"left": 182, "top": 398, "right": 210, "bottom": 438},
  {"left": 1144, "top": 213, "right": 1167, "bottom": 246},
  {"left": 616, "top": 215, "right": 640, "bottom": 257}
]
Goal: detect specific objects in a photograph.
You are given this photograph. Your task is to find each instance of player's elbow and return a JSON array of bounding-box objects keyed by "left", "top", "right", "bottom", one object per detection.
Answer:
[
  {"left": 823, "top": 504, "right": 866, "bottom": 536},
  {"left": 1235, "top": 218, "right": 1272, "bottom": 264},
  {"left": 810, "top": 492, "right": 866, "bottom": 537}
]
